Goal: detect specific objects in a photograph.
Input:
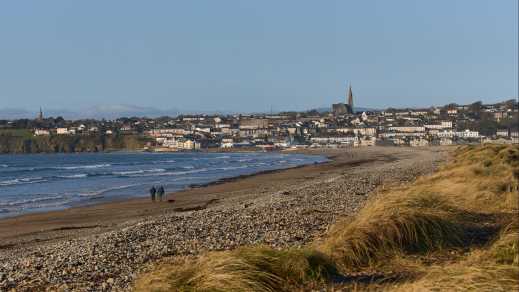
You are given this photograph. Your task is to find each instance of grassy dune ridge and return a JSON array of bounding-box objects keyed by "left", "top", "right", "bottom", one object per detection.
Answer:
[{"left": 134, "top": 145, "right": 519, "bottom": 291}]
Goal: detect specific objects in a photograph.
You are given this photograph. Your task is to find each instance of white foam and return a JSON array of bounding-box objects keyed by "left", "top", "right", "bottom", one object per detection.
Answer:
[
  {"left": 0, "top": 177, "right": 47, "bottom": 186},
  {"left": 0, "top": 194, "right": 64, "bottom": 207},
  {"left": 57, "top": 174, "right": 88, "bottom": 179},
  {"left": 56, "top": 163, "right": 111, "bottom": 170},
  {"left": 214, "top": 155, "right": 231, "bottom": 159},
  {"left": 216, "top": 166, "right": 248, "bottom": 171},
  {"left": 113, "top": 168, "right": 166, "bottom": 176},
  {"left": 78, "top": 183, "right": 140, "bottom": 197},
  {"left": 127, "top": 168, "right": 209, "bottom": 177}
]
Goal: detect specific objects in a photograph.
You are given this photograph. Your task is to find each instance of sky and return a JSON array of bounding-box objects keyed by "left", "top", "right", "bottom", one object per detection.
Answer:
[{"left": 0, "top": 0, "right": 517, "bottom": 115}]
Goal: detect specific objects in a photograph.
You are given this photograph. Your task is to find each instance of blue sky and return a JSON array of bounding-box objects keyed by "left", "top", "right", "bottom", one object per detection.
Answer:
[{"left": 0, "top": 0, "right": 517, "bottom": 114}]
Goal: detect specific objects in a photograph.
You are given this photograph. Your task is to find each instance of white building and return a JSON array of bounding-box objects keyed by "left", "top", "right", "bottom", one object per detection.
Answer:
[
  {"left": 56, "top": 128, "right": 71, "bottom": 135},
  {"left": 336, "top": 127, "right": 377, "bottom": 136},
  {"left": 457, "top": 129, "right": 479, "bottom": 138},
  {"left": 440, "top": 138, "right": 453, "bottom": 145},
  {"left": 360, "top": 137, "right": 376, "bottom": 146},
  {"left": 220, "top": 138, "right": 234, "bottom": 148},
  {"left": 410, "top": 138, "right": 429, "bottom": 147},
  {"left": 34, "top": 129, "right": 50, "bottom": 136},
  {"left": 310, "top": 136, "right": 358, "bottom": 145},
  {"left": 388, "top": 126, "right": 425, "bottom": 132},
  {"left": 447, "top": 109, "right": 458, "bottom": 115}
]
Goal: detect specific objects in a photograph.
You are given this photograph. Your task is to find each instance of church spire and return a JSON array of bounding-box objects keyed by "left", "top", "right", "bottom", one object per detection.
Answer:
[
  {"left": 347, "top": 83, "right": 354, "bottom": 112},
  {"left": 38, "top": 107, "right": 43, "bottom": 120}
]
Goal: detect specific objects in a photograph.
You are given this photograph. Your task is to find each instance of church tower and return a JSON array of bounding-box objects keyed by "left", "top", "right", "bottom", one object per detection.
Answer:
[
  {"left": 37, "top": 107, "right": 43, "bottom": 121},
  {"left": 347, "top": 83, "right": 354, "bottom": 112}
]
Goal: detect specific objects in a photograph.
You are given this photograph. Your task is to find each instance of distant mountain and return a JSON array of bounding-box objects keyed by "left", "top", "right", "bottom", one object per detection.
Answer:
[
  {"left": 81, "top": 105, "right": 181, "bottom": 119},
  {"left": 0, "top": 105, "right": 182, "bottom": 120},
  {"left": 0, "top": 104, "right": 383, "bottom": 120},
  {"left": 0, "top": 108, "right": 34, "bottom": 119}
]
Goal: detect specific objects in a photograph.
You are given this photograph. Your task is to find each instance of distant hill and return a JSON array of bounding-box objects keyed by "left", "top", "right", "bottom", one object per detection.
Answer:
[{"left": 0, "top": 105, "right": 182, "bottom": 120}]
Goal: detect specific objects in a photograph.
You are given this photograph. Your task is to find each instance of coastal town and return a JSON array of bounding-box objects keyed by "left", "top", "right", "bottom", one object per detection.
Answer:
[{"left": 1, "top": 86, "right": 518, "bottom": 153}]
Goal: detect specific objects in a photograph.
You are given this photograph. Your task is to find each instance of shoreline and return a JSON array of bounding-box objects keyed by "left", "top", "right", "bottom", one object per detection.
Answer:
[
  {"left": 0, "top": 150, "right": 334, "bottom": 247},
  {"left": 0, "top": 151, "right": 330, "bottom": 220},
  {"left": 0, "top": 151, "right": 329, "bottom": 221}
]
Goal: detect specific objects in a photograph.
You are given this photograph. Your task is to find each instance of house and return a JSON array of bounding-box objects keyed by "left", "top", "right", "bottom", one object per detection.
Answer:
[
  {"left": 457, "top": 130, "right": 479, "bottom": 138},
  {"left": 239, "top": 118, "right": 269, "bottom": 129},
  {"left": 56, "top": 128, "right": 70, "bottom": 135},
  {"left": 496, "top": 130, "right": 509, "bottom": 137},
  {"left": 360, "top": 137, "right": 376, "bottom": 146},
  {"left": 163, "top": 138, "right": 201, "bottom": 150},
  {"left": 440, "top": 138, "right": 453, "bottom": 145},
  {"left": 447, "top": 109, "right": 458, "bottom": 115},
  {"left": 220, "top": 138, "right": 234, "bottom": 148},
  {"left": 410, "top": 138, "right": 429, "bottom": 147},
  {"left": 388, "top": 126, "right": 425, "bottom": 132},
  {"left": 34, "top": 129, "right": 50, "bottom": 136}
]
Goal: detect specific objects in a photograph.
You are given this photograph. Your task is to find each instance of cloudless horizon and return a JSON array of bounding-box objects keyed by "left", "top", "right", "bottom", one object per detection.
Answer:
[{"left": 0, "top": 0, "right": 517, "bottom": 115}]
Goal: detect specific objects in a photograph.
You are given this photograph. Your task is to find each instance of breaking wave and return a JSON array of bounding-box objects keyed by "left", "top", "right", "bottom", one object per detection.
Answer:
[
  {"left": 0, "top": 177, "right": 47, "bottom": 186},
  {"left": 0, "top": 194, "right": 65, "bottom": 208},
  {"left": 78, "top": 184, "right": 140, "bottom": 197},
  {"left": 55, "top": 163, "right": 111, "bottom": 170}
]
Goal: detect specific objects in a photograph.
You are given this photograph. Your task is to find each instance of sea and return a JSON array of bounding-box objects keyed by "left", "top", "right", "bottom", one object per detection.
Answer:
[{"left": 0, "top": 152, "right": 326, "bottom": 218}]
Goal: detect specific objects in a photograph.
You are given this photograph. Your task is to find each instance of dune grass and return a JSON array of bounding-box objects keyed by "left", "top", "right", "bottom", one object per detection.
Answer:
[
  {"left": 134, "top": 247, "right": 337, "bottom": 291},
  {"left": 134, "top": 144, "right": 519, "bottom": 291}
]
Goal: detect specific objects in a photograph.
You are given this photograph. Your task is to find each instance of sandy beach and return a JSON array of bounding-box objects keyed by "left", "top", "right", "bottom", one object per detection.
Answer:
[
  {"left": 0, "top": 152, "right": 331, "bottom": 248},
  {"left": 0, "top": 146, "right": 450, "bottom": 291}
]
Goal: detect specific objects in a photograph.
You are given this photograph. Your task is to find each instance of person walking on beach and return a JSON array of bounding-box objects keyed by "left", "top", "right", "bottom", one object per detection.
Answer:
[
  {"left": 157, "top": 185, "right": 165, "bottom": 202},
  {"left": 150, "top": 186, "right": 156, "bottom": 202}
]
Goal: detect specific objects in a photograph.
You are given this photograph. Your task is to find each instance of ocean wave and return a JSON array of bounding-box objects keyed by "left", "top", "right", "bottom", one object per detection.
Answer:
[
  {"left": 216, "top": 166, "right": 248, "bottom": 171},
  {"left": 0, "top": 194, "right": 64, "bottom": 207},
  {"left": 0, "top": 177, "right": 47, "bottom": 186},
  {"left": 126, "top": 168, "right": 209, "bottom": 177},
  {"left": 113, "top": 168, "right": 166, "bottom": 176},
  {"left": 0, "top": 164, "right": 8, "bottom": 168},
  {"left": 214, "top": 155, "right": 231, "bottom": 159},
  {"left": 78, "top": 183, "right": 140, "bottom": 197},
  {"left": 57, "top": 174, "right": 88, "bottom": 179},
  {"left": 154, "top": 159, "right": 176, "bottom": 164},
  {"left": 55, "top": 163, "right": 111, "bottom": 170}
]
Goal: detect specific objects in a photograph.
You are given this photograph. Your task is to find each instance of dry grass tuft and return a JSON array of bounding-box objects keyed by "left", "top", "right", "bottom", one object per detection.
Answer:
[
  {"left": 134, "top": 246, "right": 337, "bottom": 292},
  {"left": 487, "top": 221, "right": 519, "bottom": 266},
  {"left": 318, "top": 193, "right": 465, "bottom": 269}
]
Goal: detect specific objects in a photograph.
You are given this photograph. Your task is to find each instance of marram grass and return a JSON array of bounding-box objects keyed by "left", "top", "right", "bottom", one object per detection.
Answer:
[
  {"left": 134, "top": 144, "right": 519, "bottom": 291},
  {"left": 134, "top": 247, "right": 337, "bottom": 291}
]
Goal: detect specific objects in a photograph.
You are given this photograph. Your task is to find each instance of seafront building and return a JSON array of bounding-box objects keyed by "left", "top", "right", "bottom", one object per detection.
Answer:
[
  {"left": 1, "top": 91, "right": 517, "bottom": 151},
  {"left": 140, "top": 96, "right": 517, "bottom": 150}
]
